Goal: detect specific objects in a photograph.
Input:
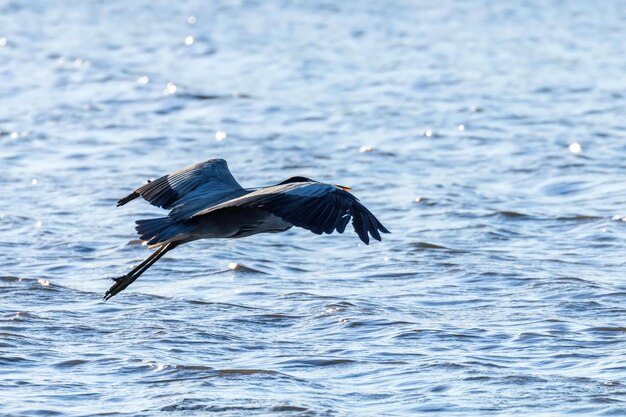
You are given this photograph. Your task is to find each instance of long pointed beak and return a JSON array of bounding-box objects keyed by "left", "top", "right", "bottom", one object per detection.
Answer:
[{"left": 336, "top": 184, "right": 352, "bottom": 191}]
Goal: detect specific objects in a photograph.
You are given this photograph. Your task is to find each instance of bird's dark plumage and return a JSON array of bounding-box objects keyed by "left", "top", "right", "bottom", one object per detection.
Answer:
[
  {"left": 117, "top": 159, "right": 243, "bottom": 209},
  {"left": 104, "top": 159, "right": 389, "bottom": 300},
  {"left": 278, "top": 176, "right": 314, "bottom": 185},
  {"left": 189, "top": 181, "right": 388, "bottom": 244}
]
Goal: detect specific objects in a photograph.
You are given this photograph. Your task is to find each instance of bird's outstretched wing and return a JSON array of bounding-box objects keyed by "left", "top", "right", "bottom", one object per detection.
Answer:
[
  {"left": 117, "top": 159, "right": 244, "bottom": 209},
  {"left": 190, "top": 182, "right": 389, "bottom": 244}
]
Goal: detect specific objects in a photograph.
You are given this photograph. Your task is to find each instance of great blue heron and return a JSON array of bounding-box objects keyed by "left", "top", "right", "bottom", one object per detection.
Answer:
[{"left": 104, "top": 159, "right": 389, "bottom": 300}]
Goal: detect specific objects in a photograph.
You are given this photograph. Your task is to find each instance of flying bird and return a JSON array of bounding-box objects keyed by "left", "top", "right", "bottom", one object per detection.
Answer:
[{"left": 104, "top": 159, "right": 389, "bottom": 300}]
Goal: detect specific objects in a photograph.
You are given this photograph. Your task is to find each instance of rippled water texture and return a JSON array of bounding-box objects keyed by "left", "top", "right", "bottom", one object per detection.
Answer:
[{"left": 2, "top": 1, "right": 626, "bottom": 415}]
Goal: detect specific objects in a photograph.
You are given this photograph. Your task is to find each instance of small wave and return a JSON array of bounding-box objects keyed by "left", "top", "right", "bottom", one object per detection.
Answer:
[
  {"left": 499, "top": 375, "right": 548, "bottom": 385},
  {"left": 281, "top": 292, "right": 340, "bottom": 300},
  {"left": 217, "top": 368, "right": 283, "bottom": 376},
  {"left": 161, "top": 399, "right": 309, "bottom": 414},
  {"left": 251, "top": 313, "right": 300, "bottom": 321},
  {"left": 0, "top": 275, "right": 21, "bottom": 282},
  {"left": 0, "top": 275, "right": 61, "bottom": 291},
  {"left": 510, "top": 332, "right": 557, "bottom": 342},
  {"left": 0, "top": 356, "right": 33, "bottom": 365},
  {"left": 0, "top": 332, "right": 28, "bottom": 341},
  {"left": 278, "top": 358, "right": 357, "bottom": 368},
  {"left": 410, "top": 242, "right": 449, "bottom": 250},
  {"left": 178, "top": 92, "right": 252, "bottom": 101},
  {"left": 325, "top": 301, "right": 355, "bottom": 309},
  {"left": 586, "top": 327, "right": 626, "bottom": 333},
  {"left": 53, "top": 359, "right": 89, "bottom": 368},
  {"left": 343, "top": 318, "right": 413, "bottom": 329},
  {"left": 270, "top": 405, "right": 310, "bottom": 413},
  {"left": 143, "top": 364, "right": 297, "bottom": 385},
  {"left": 186, "top": 299, "right": 258, "bottom": 310},
  {"left": 410, "top": 242, "right": 467, "bottom": 254},
  {"left": 394, "top": 329, "right": 482, "bottom": 341},
  {"left": 413, "top": 197, "right": 437, "bottom": 206},
  {"left": 161, "top": 401, "right": 262, "bottom": 413},
  {"left": 556, "top": 215, "right": 602, "bottom": 221},
  {"left": 495, "top": 210, "right": 529, "bottom": 218},
  {"left": 226, "top": 262, "right": 266, "bottom": 274}
]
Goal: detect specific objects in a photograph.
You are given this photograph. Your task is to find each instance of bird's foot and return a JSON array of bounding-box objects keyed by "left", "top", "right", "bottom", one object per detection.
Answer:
[
  {"left": 111, "top": 275, "right": 127, "bottom": 283},
  {"left": 103, "top": 274, "right": 134, "bottom": 301}
]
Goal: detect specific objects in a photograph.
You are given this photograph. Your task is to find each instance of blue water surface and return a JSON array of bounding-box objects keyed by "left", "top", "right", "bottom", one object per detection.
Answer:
[{"left": 1, "top": 1, "right": 626, "bottom": 415}]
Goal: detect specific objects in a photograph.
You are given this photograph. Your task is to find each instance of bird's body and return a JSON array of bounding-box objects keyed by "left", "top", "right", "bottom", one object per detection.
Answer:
[{"left": 104, "top": 159, "right": 389, "bottom": 300}]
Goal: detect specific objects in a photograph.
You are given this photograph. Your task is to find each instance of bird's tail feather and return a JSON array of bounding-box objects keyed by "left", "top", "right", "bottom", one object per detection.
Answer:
[{"left": 136, "top": 217, "right": 194, "bottom": 246}]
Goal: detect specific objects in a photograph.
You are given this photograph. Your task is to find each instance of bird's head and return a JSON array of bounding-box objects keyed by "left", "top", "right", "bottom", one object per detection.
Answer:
[{"left": 278, "top": 176, "right": 315, "bottom": 185}]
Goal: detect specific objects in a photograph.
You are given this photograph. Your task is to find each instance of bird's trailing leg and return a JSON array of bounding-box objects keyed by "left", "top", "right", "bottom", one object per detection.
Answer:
[{"left": 103, "top": 242, "right": 178, "bottom": 301}]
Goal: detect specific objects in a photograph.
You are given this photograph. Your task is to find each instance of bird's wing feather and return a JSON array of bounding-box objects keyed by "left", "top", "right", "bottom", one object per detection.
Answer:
[
  {"left": 117, "top": 159, "right": 243, "bottom": 209},
  {"left": 190, "top": 182, "right": 389, "bottom": 244},
  {"left": 167, "top": 187, "right": 251, "bottom": 222}
]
